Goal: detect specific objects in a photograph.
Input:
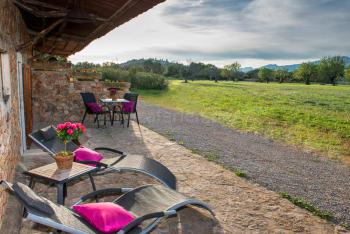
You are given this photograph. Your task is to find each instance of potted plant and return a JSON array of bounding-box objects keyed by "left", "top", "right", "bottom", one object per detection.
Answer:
[
  {"left": 55, "top": 122, "right": 86, "bottom": 169},
  {"left": 108, "top": 87, "right": 118, "bottom": 100}
]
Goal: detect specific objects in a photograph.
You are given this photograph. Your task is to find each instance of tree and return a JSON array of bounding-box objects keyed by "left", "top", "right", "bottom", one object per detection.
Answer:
[
  {"left": 205, "top": 64, "right": 220, "bottom": 82},
  {"left": 221, "top": 68, "right": 231, "bottom": 81},
  {"left": 223, "top": 62, "right": 241, "bottom": 81},
  {"left": 318, "top": 56, "right": 345, "bottom": 85},
  {"left": 274, "top": 69, "right": 290, "bottom": 83},
  {"left": 293, "top": 62, "right": 318, "bottom": 85},
  {"left": 258, "top": 67, "right": 274, "bottom": 83},
  {"left": 244, "top": 69, "right": 259, "bottom": 81},
  {"left": 345, "top": 66, "right": 350, "bottom": 82}
]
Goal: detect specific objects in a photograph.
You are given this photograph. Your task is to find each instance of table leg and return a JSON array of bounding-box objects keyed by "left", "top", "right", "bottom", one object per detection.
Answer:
[
  {"left": 28, "top": 178, "right": 35, "bottom": 189},
  {"left": 63, "top": 183, "right": 68, "bottom": 198},
  {"left": 112, "top": 106, "right": 116, "bottom": 126},
  {"left": 57, "top": 183, "right": 65, "bottom": 205}
]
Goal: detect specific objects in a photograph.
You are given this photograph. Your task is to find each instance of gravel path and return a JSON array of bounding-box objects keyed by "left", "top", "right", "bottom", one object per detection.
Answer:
[{"left": 138, "top": 102, "right": 350, "bottom": 227}]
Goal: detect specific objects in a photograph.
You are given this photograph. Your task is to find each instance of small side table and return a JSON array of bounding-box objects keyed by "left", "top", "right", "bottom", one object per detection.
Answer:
[{"left": 24, "top": 162, "right": 98, "bottom": 205}]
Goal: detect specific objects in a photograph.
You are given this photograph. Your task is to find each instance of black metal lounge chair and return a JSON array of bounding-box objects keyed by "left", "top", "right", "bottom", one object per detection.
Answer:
[
  {"left": 29, "top": 126, "right": 176, "bottom": 190},
  {"left": 0, "top": 181, "right": 214, "bottom": 234}
]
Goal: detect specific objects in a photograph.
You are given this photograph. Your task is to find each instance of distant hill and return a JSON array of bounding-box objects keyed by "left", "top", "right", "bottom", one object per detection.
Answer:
[
  {"left": 120, "top": 56, "right": 350, "bottom": 73},
  {"left": 240, "top": 67, "right": 254, "bottom": 72},
  {"left": 241, "top": 56, "right": 350, "bottom": 72},
  {"left": 120, "top": 58, "right": 172, "bottom": 68}
]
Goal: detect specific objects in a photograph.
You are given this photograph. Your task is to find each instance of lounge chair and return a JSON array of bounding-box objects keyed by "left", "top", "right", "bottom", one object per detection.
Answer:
[
  {"left": 0, "top": 181, "right": 214, "bottom": 234},
  {"left": 29, "top": 126, "right": 176, "bottom": 190}
]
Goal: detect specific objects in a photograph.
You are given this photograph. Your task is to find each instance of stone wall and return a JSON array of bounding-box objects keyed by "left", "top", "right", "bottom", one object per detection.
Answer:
[
  {"left": 0, "top": 0, "right": 31, "bottom": 226},
  {"left": 32, "top": 66, "right": 130, "bottom": 123}
]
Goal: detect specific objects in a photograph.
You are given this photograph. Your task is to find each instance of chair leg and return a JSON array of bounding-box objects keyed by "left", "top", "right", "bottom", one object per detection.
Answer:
[
  {"left": 95, "top": 114, "right": 100, "bottom": 128},
  {"left": 109, "top": 109, "right": 112, "bottom": 126},
  {"left": 104, "top": 112, "right": 106, "bottom": 126},
  {"left": 121, "top": 113, "right": 125, "bottom": 128},
  {"left": 82, "top": 110, "right": 87, "bottom": 124},
  {"left": 135, "top": 111, "right": 140, "bottom": 126},
  {"left": 127, "top": 113, "right": 131, "bottom": 128}
]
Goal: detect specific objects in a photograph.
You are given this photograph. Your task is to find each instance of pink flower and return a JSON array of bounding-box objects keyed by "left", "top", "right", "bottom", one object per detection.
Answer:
[
  {"left": 65, "top": 122, "right": 72, "bottom": 128},
  {"left": 71, "top": 124, "right": 77, "bottom": 130},
  {"left": 67, "top": 129, "right": 73, "bottom": 135},
  {"left": 57, "top": 124, "right": 64, "bottom": 130}
]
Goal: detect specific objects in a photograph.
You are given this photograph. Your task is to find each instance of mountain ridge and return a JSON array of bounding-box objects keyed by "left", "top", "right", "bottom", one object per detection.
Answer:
[{"left": 241, "top": 56, "right": 350, "bottom": 72}]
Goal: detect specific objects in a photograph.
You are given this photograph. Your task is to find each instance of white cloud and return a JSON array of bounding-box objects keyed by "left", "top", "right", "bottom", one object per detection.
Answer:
[{"left": 69, "top": 0, "right": 350, "bottom": 67}]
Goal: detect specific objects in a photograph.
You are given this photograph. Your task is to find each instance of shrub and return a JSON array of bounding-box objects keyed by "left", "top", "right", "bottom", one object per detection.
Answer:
[
  {"left": 101, "top": 68, "right": 130, "bottom": 82},
  {"left": 130, "top": 72, "right": 168, "bottom": 90}
]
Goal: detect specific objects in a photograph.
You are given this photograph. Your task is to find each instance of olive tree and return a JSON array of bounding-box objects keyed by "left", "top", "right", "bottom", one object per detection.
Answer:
[
  {"left": 274, "top": 69, "right": 290, "bottom": 83},
  {"left": 344, "top": 65, "right": 350, "bottom": 82},
  {"left": 258, "top": 67, "right": 274, "bottom": 83},
  {"left": 294, "top": 62, "right": 318, "bottom": 85},
  {"left": 318, "top": 56, "right": 345, "bottom": 85},
  {"left": 223, "top": 62, "right": 241, "bottom": 81}
]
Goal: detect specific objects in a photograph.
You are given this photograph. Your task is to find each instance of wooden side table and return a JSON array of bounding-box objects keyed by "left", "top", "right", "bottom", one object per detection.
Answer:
[{"left": 24, "top": 162, "right": 98, "bottom": 205}]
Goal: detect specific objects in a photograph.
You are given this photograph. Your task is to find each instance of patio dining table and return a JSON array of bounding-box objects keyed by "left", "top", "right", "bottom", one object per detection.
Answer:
[{"left": 100, "top": 98, "right": 129, "bottom": 126}]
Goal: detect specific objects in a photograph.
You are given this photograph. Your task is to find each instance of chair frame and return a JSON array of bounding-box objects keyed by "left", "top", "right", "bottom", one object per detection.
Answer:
[
  {"left": 0, "top": 181, "right": 215, "bottom": 234},
  {"left": 29, "top": 127, "right": 177, "bottom": 190},
  {"left": 114, "top": 92, "right": 140, "bottom": 128},
  {"left": 81, "top": 92, "right": 111, "bottom": 128}
]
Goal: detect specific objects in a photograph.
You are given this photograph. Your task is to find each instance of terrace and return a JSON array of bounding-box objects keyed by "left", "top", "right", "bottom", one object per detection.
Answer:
[
  {"left": 0, "top": 0, "right": 348, "bottom": 233},
  {"left": 2, "top": 121, "right": 343, "bottom": 233}
]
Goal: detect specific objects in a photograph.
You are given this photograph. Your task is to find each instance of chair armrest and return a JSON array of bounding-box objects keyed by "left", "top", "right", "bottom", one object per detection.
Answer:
[
  {"left": 116, "top": 210, "right": 177, "bottom": 234},
  {"left": 73, "top": 188, "right": 133, "bottom": 206},
  {"left": 94, "top": 147, "right": 125, "bottom": 156}
]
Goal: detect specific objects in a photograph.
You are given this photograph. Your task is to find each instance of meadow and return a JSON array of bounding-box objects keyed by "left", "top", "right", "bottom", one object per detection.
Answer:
[{"left": 136, "top": 80, "right": 350, "bottom": 162}]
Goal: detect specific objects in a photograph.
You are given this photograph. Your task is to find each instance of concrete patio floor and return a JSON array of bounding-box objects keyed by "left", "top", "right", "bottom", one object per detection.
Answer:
[{"left": 3, "top": 122, "right": 348, "bottom": 233}]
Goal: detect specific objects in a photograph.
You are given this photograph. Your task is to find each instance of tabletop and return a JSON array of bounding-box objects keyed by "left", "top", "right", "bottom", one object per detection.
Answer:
[
  {"left": 25, "top": 162, "right": 97, "bottom": 183},
  {"left": 100, "top": 98, "right": 129, "bottom": 104}
]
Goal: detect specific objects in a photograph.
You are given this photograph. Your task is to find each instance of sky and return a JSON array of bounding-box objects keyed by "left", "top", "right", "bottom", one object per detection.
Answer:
[{"left": 69, "top": 0, "right": 350, "bottom": 68}]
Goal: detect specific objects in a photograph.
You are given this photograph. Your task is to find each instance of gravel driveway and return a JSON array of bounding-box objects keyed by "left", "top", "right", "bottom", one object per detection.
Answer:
[{"left": 138, "top": 102, "right": 350, "bottom": 227}]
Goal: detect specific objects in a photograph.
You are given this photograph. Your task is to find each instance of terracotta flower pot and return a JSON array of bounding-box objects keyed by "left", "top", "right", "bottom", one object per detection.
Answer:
[{"left": 54, "top": 152, "right": 74, "bottom": 170}]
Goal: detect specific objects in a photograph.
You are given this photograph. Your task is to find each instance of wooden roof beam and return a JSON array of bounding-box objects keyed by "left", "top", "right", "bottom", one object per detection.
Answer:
[
  {"left": 22, "top": 0, "right": 67, "bottom": 11},
  {"left": 28, "top": 29, "right": 87, "bottom": 42},
  {"left": 17, "top": 18, "right": 65, "bottom": 51},
  {"left": 86, "top": 0, "right": 140, "bottom": 41},
  {"left": 12, "top": 0, "right": 67, "bottom": 18}
]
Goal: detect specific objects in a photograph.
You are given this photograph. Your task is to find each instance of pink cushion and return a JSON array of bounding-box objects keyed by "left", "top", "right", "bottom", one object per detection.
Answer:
[
  {"left": 73, "top": 202, "right": 135, "bottom": 233},
  {"left": 86, "top": 102, "right": 104, "bottom": 113},
  {"left": 122, "top": 101, "right": 135, "bottom": 113},
  {"left": 74, "top": 146, "right": 103, "bottom": 166}
]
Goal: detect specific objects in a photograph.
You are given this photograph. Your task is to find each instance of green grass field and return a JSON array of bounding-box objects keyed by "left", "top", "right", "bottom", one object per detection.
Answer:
[{"left": 136, "top": 80, "right": 350, "bottom": 161}]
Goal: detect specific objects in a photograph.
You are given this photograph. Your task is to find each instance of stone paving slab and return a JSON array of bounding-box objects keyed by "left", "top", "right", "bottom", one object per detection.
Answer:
[{"left": 16, "top": 122, "right": 348, "bottom": 233}]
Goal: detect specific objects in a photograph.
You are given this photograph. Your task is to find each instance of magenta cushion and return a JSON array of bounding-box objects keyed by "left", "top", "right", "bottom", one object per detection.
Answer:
[
  {"left": 74, "top": 146, "right": 103, "bottom": 166},
  {"left": 86, "top": 102, "right": 104, "bottom": 113},
  {"left": 122, "top": 101, "right": 135, "bottom": 113},
  {"left": 73, "top": 202, "right": 135, "bottom": 233}
]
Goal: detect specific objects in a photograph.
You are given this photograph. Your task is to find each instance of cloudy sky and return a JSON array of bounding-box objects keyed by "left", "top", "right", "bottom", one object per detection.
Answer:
[{"left": 69, "top": 0, "right": 350, "bottom": 68}]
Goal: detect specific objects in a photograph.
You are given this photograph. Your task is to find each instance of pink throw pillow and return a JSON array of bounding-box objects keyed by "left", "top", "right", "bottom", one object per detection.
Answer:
[
  {"left": 122, "top": 101, "right": 135, "bottom": 113},
  {"left": 86, "top": 102, "right": 104, "bottom": 113},
  {"left": 73, "top": 202, "right": 135, "bottom": 233},
  {"left": 74, "top": 146, "right": 103, "bottom": 166}
]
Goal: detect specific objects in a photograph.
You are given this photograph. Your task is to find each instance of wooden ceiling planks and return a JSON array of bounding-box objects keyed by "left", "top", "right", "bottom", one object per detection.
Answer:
[{"left": 13, "top": 0, "right": 165, "bottom": 56}]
